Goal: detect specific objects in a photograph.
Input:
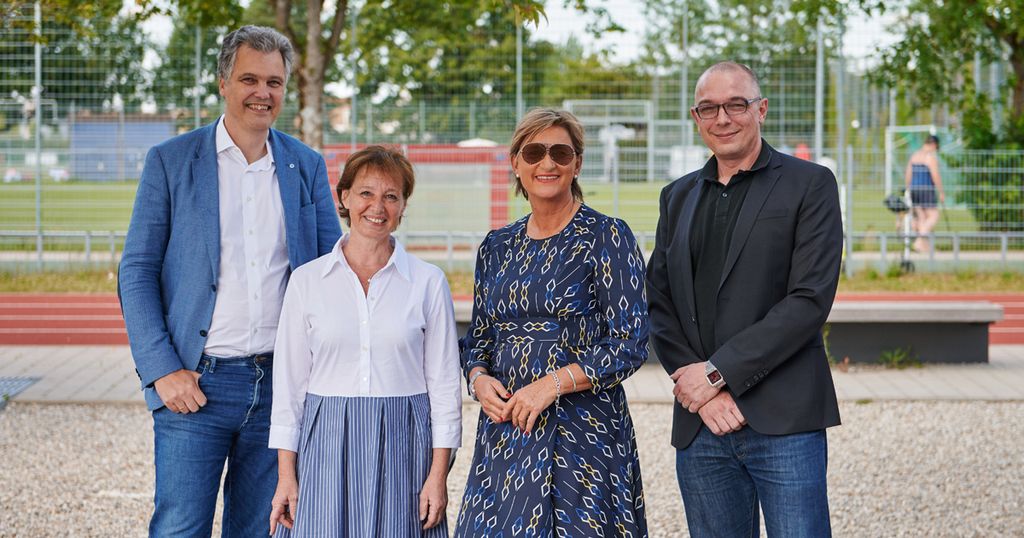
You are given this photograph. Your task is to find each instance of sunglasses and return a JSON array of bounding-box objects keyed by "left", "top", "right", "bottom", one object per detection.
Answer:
[{"left": 519, "top": 143, "right": 577, "bottom": 166}]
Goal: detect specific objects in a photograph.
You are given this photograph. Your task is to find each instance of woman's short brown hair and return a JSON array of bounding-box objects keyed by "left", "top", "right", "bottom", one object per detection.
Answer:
[
  {"left": 336, "top": 145, "right": 415, "bottom": 226},
  {"left": 509, "top": 108, "right": 585, "bottom": 202}
]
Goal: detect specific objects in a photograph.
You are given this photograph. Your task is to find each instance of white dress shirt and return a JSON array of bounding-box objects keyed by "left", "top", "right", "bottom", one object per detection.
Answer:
[
  {"left": 205, "top": 116, "right": 290, "bottom": 357},
  {"left": 269, "top": 235, "right": 463, "bottom": 452}
]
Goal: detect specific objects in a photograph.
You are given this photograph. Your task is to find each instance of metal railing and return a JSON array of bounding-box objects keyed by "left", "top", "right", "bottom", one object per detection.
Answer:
[{"left": 4, "top": 229, "right": 1023, "bottom": 274}]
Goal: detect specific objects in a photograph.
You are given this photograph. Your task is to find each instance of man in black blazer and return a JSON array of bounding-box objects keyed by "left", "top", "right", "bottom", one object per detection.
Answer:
[{"left": 647, "top": 61, "right": 842, "bottom": 537}]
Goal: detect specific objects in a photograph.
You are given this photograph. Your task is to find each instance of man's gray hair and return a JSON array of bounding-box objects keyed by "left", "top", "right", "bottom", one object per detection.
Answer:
[{"left": 218, "top": 25, "right": 294, "bottom": 81}]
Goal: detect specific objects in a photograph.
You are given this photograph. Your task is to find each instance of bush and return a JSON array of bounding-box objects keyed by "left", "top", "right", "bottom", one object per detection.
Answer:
[{"left": 877, "top": 347, "right": 922, "bottom": 369}]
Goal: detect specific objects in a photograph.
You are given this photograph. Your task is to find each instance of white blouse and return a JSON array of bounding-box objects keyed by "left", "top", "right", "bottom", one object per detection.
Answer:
[{"left": 269, "top": 235, "right": 462, "bottom": 452}]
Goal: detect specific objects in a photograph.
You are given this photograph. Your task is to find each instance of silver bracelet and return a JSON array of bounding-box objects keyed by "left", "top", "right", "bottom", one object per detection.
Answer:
[
  {"left": 549, "top": 371, "right": 561, "bottom": 407},
  {"left": 564, "top": 367, "right": 578, "bottom": 392},
  {"left": 468, "top": 370, "right": 487, "bottom": 402}
]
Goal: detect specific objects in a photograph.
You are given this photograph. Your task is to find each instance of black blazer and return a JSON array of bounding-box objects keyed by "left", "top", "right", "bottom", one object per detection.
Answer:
[{"left": 647, "top": 143, "right": 843, "bottom": 449}]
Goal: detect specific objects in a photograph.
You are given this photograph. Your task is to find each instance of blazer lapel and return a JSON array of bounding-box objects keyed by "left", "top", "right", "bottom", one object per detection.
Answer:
[
  {"left": 719, "top": 164, "right": 781, "bottom": 291},
  {"left": 676, "top": 179, "right": 703, "bottom": 324},
  {"left": 193, "top": 124, "right": 220, "bottom": 278},
  {"left": 269, "top": 130, "right": 301, "bottom": 268}
]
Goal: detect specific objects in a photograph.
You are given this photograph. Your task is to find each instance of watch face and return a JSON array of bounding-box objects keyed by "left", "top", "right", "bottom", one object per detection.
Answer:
[{"left": 707, "top": 369, "right": 723, "bottom": 384}]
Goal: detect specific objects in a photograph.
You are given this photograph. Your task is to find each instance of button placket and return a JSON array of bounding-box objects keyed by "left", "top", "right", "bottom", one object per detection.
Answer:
[{"left": 353, "top": 268, "right": 372, "bottom": 396}]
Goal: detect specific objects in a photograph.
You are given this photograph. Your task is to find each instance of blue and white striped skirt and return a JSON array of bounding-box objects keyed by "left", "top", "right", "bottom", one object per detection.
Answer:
[{"left": 274, "top": 393, "right": 447, "bottom": 538}]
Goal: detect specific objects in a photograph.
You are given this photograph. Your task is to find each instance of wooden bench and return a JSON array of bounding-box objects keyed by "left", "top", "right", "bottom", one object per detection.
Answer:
[
  {"left": 826, "top": 301, "right": 1003, "bottom": 363},
  {"left": 452, "top": 300, "right": 1004, "bottom": 364}
]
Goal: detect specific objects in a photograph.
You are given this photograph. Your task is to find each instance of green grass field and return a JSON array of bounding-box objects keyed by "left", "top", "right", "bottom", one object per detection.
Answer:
[
  {"left": 0, "top": 179, "right": 978, "bottom": 236},
  {"left": 3, "top": 268, "right": 1022, "bottom": 295}
]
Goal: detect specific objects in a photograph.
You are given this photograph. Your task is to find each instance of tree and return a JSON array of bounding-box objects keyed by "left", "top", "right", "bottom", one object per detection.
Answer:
[
  {"left": 0, "top": 4, "right": 149, "bottom": 120},
  {"left": 1, "top": 0, "right": 131, "bottom": 35},
  {"left": 354, "top": 6, "right": 557, "bottom": 144},
  {"left": 151, "top": 0, "right": 244, "bottom": 118},
  {"left": 817, "top": 0, "right": 1024, "bottom": 230},
  {"left": 254, "top": 0, "right": 544, "bottom": 151},
  {"left": 641, "top": 0, "right": 832, "bottom": 69}
]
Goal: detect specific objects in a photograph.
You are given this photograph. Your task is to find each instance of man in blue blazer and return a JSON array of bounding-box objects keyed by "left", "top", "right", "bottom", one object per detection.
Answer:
[
  {"left": 648, "top": 62, "right": 842, "bottom": 536},
  {"left": 119, "top": 26, "right": 341, "bottom": 537}
]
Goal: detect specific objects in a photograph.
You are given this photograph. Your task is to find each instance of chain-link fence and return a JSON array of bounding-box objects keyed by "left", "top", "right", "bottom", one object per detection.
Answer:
[{"left": 1, "top": 2, "right": 1021, "bottom": 272}]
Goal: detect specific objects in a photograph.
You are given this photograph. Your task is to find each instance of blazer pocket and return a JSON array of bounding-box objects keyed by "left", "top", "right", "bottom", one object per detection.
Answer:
[
  {"left": 756, "top": 208, "right": 790, "bottom": 220},
  {"left": 298, "top": 202, "right": 316, "bottom": 229}
]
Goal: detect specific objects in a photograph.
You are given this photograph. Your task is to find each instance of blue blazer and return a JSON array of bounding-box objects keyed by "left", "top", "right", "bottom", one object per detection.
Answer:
[{"left": 118, "top": 121, "right": 342, "bottom": 410}]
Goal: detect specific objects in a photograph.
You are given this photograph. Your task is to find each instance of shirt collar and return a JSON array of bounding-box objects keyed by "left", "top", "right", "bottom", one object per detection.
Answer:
[
  {"left": 697, "top": 138, "right": 773, "bottom": 183},
  {"left": 215, "top": 115, "right": 275, "bottom": 168},
  {"left": 322, "top": 233, "right": 413, "bottom": 283}
]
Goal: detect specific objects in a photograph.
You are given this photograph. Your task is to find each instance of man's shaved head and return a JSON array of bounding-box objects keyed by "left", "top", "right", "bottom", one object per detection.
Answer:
[{"left": 694, "top": 61, "right": 761, "bottom": 102}]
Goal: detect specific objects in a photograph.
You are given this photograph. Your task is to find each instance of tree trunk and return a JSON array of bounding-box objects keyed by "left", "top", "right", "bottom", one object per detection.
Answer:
[
  {"left": 298, "top": 0, "right": 325, "bottom": 152},
  {"left": 298, "top": 74, "right": 324, "bottom": 152},
  {"left": 1010, "top": 44, "right": 1024, "bottom": 131}
]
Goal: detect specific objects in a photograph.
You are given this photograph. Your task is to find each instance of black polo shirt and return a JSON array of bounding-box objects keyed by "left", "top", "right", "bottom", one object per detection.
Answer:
[{"left": 690, "top": 143, "right": 773, "bottom": 359}]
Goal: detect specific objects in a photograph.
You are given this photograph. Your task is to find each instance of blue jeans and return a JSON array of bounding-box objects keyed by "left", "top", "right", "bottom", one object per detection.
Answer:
[
  {"left": 676, "top": 426, "right": 831, "bottom": 538},
  {"left": 149, "top": 354, "right": 277, "bottom": 537}
]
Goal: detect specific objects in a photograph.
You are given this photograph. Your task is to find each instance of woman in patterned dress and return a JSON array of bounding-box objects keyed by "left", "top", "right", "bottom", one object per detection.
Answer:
[
  {"left": 455, "top": 108, "right": 649, "bottom": 537},
  {"left": 268, "top": 146, "right": 462, "bottom": 537}
]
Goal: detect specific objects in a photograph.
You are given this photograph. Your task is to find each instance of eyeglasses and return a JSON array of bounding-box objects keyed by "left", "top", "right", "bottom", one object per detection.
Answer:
[
  {"left": 691, "top": 97, "right": 763, "bottom": 120},
  {"left": 518, "top": 143, "right": 577, "bottom": 166}
]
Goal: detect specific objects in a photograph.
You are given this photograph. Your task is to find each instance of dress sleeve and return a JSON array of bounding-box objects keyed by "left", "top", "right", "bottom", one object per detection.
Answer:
[
  {"left": 459, "top": 231, "right": 497, "bottom": 380},
  {"left": 422, "top": 272, "right": 463, "bottom": 448},
  {"left": 579, "top": 217, "right": 650, "bottom": 393},
  {"left": 269, "top": 273, "right": 314, "bottom": 452}
]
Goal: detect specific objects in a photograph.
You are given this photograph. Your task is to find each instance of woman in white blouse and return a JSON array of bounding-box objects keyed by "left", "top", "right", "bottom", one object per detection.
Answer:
[{"left": 268, "top": 145, "right": 462, "bottom": 537}]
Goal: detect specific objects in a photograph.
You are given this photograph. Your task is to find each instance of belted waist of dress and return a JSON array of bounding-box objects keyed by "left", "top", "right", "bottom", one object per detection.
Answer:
[{"left": 493, "top": 316, "right": 603, "bottom": 348}]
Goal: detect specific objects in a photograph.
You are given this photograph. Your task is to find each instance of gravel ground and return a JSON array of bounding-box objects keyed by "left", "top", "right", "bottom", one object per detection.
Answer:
[{"left": 0, "top": 400, "right": 1021, "bottom": 537}]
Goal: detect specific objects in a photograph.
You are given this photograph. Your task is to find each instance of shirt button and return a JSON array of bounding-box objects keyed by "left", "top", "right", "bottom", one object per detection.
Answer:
[
  {"left": 722, "top": 192, "right": 728, "bottom": 198},
  {"left": 247, "top": 196, "right": 253, "bottom": 202},
  {"left": 251, "top": 261, "right": 256, "bottom": 267},
  {"left": 199, "top": 330, "right": 208, "bottom": 337},
  {"left": 248, "top": 229, "right": 253, "bottom": 235}
]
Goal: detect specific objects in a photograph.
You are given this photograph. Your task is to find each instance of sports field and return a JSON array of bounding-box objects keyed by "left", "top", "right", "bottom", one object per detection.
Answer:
[{"left": 0, "top": 179, "right": 979, "bottom": 236}]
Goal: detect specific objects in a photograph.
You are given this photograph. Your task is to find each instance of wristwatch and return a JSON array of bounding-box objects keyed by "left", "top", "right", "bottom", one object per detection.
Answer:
[
  {"left": 705, "top": 361, "right": 725, "bottom": 388},
  {"left": 468, "top": 370, "right": 487, "bottom": 402}
]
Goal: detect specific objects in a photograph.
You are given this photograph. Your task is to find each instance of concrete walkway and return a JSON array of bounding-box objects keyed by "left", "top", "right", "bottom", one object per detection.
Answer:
[{"left": 2, "top": 345, "right": 1023, "bottom": 404}]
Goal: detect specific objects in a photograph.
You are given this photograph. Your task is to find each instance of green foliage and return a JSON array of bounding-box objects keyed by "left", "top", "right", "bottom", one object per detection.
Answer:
[
  {"left": 885, "top": 263, "right": 906, "bottom": 279},
  {"left": 148, "top": 0, "right": 242, "bottom": 117},
  {"left": 1, "top": 0, "right": 128, "bottom": 37},
  {"left": 822, "top": 323, "right": 834, "bottom": 365},
  {"left": 151, "top": 25, "right": 226, "bottom": 115},
  {"left": 0, "top": 7, "right": 149, "bottom": 118},
  {"left": 830, "top": 0, "right": 1024, "bottom": 230},
  {"left": 640, "top": 0, "right": 834, "bottom": 68},
  {"left": 876, "top": 347, "right": 922, "bottom": 369},
  {"left": 844, "top": 0, "right": 1023, "bottom": 144}
]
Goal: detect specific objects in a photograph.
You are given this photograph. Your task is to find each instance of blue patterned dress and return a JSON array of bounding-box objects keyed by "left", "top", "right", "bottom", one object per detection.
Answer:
[{"left": 455, "top": 205, "right": 649, "bottom": 538}]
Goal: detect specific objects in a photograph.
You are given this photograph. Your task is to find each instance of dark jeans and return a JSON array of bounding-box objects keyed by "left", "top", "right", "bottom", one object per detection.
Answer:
[
  {"left": 676, "top": 426, "right": 831, "bottom": 538},
  {"left": 149, "top": 354, "right": 277, "bottom": 537}
]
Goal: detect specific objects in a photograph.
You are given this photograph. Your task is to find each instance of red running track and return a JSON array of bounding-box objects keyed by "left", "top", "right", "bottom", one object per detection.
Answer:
[{"left": 1, "top": 293, "right": 1022, "bottom": 346}]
